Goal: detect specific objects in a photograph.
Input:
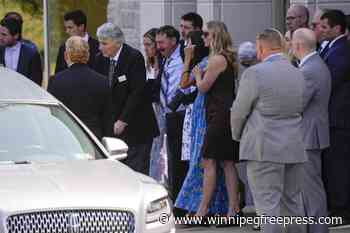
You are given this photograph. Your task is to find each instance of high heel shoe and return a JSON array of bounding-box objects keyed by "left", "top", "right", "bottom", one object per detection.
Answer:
[{"left": 215, "top": 209, "right": 244, "bottom": 228}]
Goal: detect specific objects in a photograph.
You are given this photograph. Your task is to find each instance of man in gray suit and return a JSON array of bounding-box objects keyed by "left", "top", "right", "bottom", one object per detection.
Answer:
[
  {"left": 292, "top": 28, "right": 330, "bottom": 233},
  {"left": 231, "top": 29, "right": 307, "bottom": 233}
]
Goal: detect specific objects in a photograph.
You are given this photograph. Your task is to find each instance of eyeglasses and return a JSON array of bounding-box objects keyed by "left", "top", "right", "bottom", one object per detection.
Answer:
[
  {"left": 203, "top": 31, "right": 209, "bottom": 38},
  {"left": 286, "top": 15, "right": 302, "bottom": 21}
]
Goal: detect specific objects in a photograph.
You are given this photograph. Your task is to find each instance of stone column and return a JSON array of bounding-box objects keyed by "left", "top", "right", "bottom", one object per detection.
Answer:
[
  {"left": 290, "top": 0, "right": 350, "bottom": 22},
  {"left": 197, "top": 0, "right": 222, "bottom": 23},
  {"left": 220, "top": 0, "right": 275, "bottom": 46},
  {"left": 272, "top": 0, "right": 288, "bottom": 33},
  {"left": 107, "top": 0, "right": 141, "bottom": 49},
  {"left": 108, "top": 0, "right": 197, "bottom": 50},
  {"left": 312, "top": 0, "right": 350, "bottom": 13}
]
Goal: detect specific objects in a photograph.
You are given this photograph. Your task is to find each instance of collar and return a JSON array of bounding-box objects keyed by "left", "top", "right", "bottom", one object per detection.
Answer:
[
  {"left": 167, "top": 44, "right": 181, "bottom": 61},
  {"left": 184, "top": 40, "right": 188, "bottom": 47},
  {"left": 299, "top": 51, "right": 317, "bottom": 67},
  {"left": 6, "top": 42, "right": 21, "bottom": 51},
  {"left": 112, "top": 44, "right": 124, "bottom": 63},
  {"left": 263, "top": 53, "right": 284, "bottom": 62},
  {"left": 329, "top": 34, "right": 347, "bottom": 48},
  {"left": 82, "top": 33, "right": 89, "bottom": 42},
  {"left": 320, "top": 40, "right": 329, "bottom": 50}
]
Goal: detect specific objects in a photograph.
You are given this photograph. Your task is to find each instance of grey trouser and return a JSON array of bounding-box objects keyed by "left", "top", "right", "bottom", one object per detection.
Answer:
[
  {"left": 247, "top": 161, "right": 306, "bottom": 233},
  {"left": 302, "top": 149, "right": 329, "bottom": 233}
]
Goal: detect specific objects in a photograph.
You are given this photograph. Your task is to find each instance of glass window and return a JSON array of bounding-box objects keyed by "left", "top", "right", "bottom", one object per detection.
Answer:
[{"left": 0, "top": 103, "right": 104, "bottom": 162}]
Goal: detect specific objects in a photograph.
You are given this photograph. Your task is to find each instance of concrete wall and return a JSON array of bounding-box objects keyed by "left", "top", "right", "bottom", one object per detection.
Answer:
[
  {"left": 108, "top": 0, "right": 350, "bottom": 51},
  {"left": 290, "top": 0, "right": 350, "bottom": 19}
]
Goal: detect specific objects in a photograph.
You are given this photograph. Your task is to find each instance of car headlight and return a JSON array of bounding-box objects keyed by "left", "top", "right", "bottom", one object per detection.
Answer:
[{"left": 146, "top": 196, "right": 172, "bottom": 224}]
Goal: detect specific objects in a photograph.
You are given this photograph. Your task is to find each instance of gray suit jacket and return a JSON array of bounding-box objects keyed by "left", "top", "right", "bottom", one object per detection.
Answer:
[
  {"left": 231, "top": 54, "right": 307, "bottom": 163},
  {"left": 299, "top": 53, "right": 331, "bottom": 150}
]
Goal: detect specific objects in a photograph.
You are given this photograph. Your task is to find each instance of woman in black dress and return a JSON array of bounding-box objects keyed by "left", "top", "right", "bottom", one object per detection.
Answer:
[{"left": 194, "top": 20, "right": 240, "bottom": 217}]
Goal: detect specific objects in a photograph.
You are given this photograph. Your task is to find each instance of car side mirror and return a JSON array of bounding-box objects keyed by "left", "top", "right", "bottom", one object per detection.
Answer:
[{"left": 102, "top": 137, "right": 128, "bottom": 161}]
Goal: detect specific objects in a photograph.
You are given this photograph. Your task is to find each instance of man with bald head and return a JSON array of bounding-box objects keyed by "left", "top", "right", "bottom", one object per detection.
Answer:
[
  {"left": 292, "top": 28, "right": 331, "bottom": 233},
  {"left": 231, "top": 28, "right": 306, "bottom": 233},
  {"left": 286, "top": 5, "right": 310, "bottom": 39}
]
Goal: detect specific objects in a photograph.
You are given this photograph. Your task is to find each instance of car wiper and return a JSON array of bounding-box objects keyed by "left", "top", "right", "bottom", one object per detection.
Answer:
[
  {"left": 0, "top": 160, "right": 32, "bottom": 165},
  {"left": 14, "top": 160, "right": 31, "bottom": 164},
  {"left": 0, "top": 103, "right": 11, "bottom": 110}
]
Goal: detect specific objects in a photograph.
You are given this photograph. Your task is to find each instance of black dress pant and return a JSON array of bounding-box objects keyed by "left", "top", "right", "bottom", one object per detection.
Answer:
[
  {"left": 122, "top": 140, "right": 153, "bottom": 175},
  {"left": 322, "top": 128, "right": 350, "bottom": 218},
  {"left": 165, "top": 111, "right": 188, "bottom": 206}
]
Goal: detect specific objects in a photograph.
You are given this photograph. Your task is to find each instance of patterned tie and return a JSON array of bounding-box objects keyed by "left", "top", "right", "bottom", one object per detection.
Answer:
[
  {"left": 108, "top": 59, "right": 117, "bottom": 87},
  {"left": 160, "top": 58, "right": 171, "bottom": 109}
]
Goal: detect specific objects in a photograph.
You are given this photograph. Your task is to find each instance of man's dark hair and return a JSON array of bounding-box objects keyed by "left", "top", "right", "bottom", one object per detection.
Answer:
[
  {"left": 4, "top": 12, "right": 23, "bottom": 25},
  {"left": 157, "top": 25, "right": 180, "bottom": 43},
  {"left": 321, "top": 9, "right": 347, "bottom": 34},
  {"left": 0, "top": 18, "right": 22, "bottom": 40},
  {"left": 346, "top": 14, "right": 350, "bottom": 33},
  {"left": 188, "top": 30, "right": 209, "bottom": 70},
  {"left": 64, "top": 10, "right": 87, "bottom": 28},
  {"left": 181, "top": 12, "right": 203, "bottom": 29}
]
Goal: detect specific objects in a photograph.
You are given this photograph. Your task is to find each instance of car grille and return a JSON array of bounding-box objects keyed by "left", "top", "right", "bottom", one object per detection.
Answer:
[{"left": 6, "top": 209, "right": 135, "bottom": 233}]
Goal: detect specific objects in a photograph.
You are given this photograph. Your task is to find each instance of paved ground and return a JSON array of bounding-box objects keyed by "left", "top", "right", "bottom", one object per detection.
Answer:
[
  {"left": 176, "top": 224, "right": 350, "bottom": 233},
  {"left": 174, "top": 208, "right": 350, "bottom": 233}
]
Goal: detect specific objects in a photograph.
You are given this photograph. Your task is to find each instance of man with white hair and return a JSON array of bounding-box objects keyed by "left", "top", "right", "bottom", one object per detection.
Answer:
[
  {"left": 292, "top": 28, "right": 331, "bottom": 233},
  {"left": 93, "top": 22, "right": 159, "bottom": 175}
]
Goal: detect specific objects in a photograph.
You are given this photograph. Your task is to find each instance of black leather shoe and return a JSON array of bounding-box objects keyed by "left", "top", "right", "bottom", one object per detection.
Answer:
[{"left": 215, "top": 211, "right": 244, "bottom": 228}]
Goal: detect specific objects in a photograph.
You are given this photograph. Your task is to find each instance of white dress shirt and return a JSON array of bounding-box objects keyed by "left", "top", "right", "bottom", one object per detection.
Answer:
[
  {"left": 5, "top": 42, "right": 21, "bottom": 71},
  {"left": 111, "top": 44, "right": 123, "bottom": 64}
]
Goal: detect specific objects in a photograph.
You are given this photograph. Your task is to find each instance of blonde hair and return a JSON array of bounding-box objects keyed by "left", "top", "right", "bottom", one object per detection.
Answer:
[
  {"left": 257, "top": 28, "right": 287, "bottom": 51},
  {"left": 207, "top": 21, "right": 237, "bottom": 72},
  {"left": 65, "top": 36, "right": 90, "bottom": 64}
]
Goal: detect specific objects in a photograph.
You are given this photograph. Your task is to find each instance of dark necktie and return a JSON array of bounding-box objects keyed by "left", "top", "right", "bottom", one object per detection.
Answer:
[{"left": 108, "top": 59, "right": 117, "bottom": 87}]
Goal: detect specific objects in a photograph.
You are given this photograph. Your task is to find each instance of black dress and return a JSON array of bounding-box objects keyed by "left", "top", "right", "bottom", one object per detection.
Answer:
[{"left": 201, "top": 54, "right": 239, "bottom": 161}]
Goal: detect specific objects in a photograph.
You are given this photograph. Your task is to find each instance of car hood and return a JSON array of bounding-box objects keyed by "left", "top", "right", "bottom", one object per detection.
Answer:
[{"left": 0, "top": 159, "right": 147, "bottom": 214}]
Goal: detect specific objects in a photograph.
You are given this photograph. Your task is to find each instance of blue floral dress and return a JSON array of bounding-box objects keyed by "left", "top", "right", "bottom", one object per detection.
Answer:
[
  {"left": 148, "top": 67, "right": 167, "bottom": 183},
  {"left": 175, "top": 57, "right": 229, "bottom": 214},
  {"left": 181, "top": 86, "right": 196, "bottom": 161}
]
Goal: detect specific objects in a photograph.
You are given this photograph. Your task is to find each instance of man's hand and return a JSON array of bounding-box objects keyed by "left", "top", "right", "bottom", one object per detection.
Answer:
[{"left": 113, "top": 120, "right": 128, "bottom": 135}]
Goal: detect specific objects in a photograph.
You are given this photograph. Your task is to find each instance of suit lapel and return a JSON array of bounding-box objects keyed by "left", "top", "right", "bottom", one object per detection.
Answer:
[
  {"left": 323, "top": 36, "right": 347, "bottom": 61},
  {"left": 114, "top": 44, "right": 127, "bottom": 78},
  {"left": 0, "top": 47, "right": 5, "bottom": 66},
  {"left": 16, "top": 45, "right": 25, "bottom": 73}
]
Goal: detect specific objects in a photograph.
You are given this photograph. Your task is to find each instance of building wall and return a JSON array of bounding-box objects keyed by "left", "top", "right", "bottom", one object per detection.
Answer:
[
  {"left": 108, "top": 0, "right": 350, "bottom": 50},
  {"left": 290, "top": 0, "right": 350, "bottom": 19}
]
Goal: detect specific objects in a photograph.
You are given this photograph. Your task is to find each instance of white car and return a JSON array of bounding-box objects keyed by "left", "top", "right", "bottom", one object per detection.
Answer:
[{"left": 0, "top": 67, "right": 175, "bottom": 233}]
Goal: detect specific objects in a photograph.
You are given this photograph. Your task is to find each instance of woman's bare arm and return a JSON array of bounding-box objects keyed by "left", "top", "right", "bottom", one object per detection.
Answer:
[{"left": 194, "top": 55, "right": 227, "bottom": 93}]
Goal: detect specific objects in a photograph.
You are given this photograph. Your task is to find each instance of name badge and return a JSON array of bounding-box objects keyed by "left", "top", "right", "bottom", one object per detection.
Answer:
[{"left": 118, "top": 75, "right": 127, "bottom": 83}]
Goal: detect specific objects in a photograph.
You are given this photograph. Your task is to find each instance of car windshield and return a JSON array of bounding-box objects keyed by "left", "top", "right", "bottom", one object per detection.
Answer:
[{"left": 0, "top": 103, "right": 104, "bottom": 162}]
